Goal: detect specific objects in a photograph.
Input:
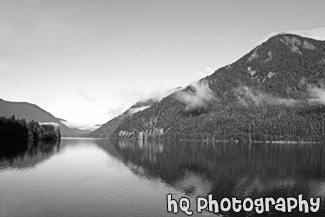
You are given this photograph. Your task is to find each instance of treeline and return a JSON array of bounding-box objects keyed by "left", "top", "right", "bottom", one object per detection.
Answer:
[
  {"left": 111, "top": 34, "right": 325, "bottom": 142},
  {"left": 113, "top": 95, "right": 325, "bottom": 143},
  {"left": 0, "top": 115, "right": 61, "bottom": 143}
]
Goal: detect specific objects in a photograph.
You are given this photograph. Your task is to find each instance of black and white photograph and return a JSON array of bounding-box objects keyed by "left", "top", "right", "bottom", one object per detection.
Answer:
[{"left": 1, "top": 0, "right": 325, "bottom": 216}]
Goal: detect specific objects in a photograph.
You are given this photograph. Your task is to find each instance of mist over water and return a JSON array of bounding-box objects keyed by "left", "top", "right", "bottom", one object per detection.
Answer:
[{"left": 1, "top": 138, "right": 325, "bottom": 216}]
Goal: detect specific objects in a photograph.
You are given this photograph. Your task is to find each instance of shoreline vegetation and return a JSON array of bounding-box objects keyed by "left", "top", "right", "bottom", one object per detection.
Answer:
[
  {"left": 0, "top": 115, "right": 61, "bottom": 144},
  {"left": 113, "top": 133, "right": 325, "bottom": 144},
  {"left": 103, "top": 34, "right": 325, "bottom": 145}
]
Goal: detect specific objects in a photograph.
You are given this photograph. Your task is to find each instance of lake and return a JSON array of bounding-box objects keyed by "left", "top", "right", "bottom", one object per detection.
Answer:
[{"left": 1, "top": 138, "right": 325, "bottom": 217}]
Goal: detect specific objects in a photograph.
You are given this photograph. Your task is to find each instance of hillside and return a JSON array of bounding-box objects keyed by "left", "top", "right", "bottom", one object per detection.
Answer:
[
  {"left": 86, "top": 98, "right": 159, "bottom": 138},
  {"left": 0, "top": 99, "right": 83, "bottom": 137},
  {"left": 112, "top": 34, "right": 325, "bottom": 142},
  {"left": 87, "top": 87, "right": 182, "bottom": 138}
]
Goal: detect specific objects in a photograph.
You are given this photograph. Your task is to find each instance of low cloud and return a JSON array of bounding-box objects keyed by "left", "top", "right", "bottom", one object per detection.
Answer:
[
  {"left": 107, "top": 104, "right": 128, "bottom": 119},
  {"left": 175, "top": 80, "right": 217, "bottom": 110},
  {"left": 127, "top": 105, "right": 151, "bottom": 114},
  {"left": 308, "top": 85, "right": 325, "bottom": 104},
  {"left": 234, "top": 85, "right": 298, "bottom": 106},
  {"left": 235, "top": 83, "right": 325, "bottom": 107},
  {"left": 116, "top": 85, "right": 181, "bottom": 105},
  {"left": 107, "top": 67, "right": 215, "bottom": 117},
  {"left": 39, "top": 122, "right": 60, "bottom": 127},
  {"left": 145, "top": 86, "right": 183, "bottom": 102},
  {"left": 61, "top": 121, "right": 99, "bottom": 131}
]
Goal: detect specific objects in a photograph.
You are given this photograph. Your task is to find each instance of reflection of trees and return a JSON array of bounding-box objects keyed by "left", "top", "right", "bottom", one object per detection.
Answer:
[
  {"left": 0, "top": 140, "right": 60, "bottom": 170},
  {"left": 118, "top": 139, "right": 164, "bottom": 164},
  {"left": 101, "top": 139, "right": 325, "bottom": 216}
]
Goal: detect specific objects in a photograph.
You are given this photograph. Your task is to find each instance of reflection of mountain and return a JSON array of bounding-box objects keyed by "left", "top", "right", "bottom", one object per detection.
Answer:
[
  {"left": 0, "top": 140, "right": 60, "bottom": 170},
  {"left": 100, "top": 140, "right": 325, "bottom": 216}
]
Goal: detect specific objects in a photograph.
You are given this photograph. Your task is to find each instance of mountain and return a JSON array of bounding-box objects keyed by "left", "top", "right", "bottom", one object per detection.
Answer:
[
  {"left": 86, "top": 98, "right": 159, "bottom": 138},
  {"left": 112, "top": 34, "right": 325, "bottom": 142},
  {"left": 0, "top": 99, "right": 84, "bottom": 137},
  {"left": 87, "top": 87, "right": 183, "bottom": 138}
]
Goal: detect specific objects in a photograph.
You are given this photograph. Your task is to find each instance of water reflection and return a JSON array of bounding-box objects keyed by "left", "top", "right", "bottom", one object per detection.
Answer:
[
  {"left": 0, "top": 140, "right": 60, "bottom": 171},
  {"left": 1, "top": 138, "right": 325, "bottom": 216},
  {"left": 102, "top": 139, "right": 325, "bottom": 216}
]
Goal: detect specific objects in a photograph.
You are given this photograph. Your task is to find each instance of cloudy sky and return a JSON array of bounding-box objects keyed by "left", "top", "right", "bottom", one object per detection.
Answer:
[{"left": 1, "top": 0, "right": 325, "bottom": 127}]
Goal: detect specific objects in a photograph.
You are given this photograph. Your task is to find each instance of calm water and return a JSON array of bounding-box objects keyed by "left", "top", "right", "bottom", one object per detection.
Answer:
[{"left": 1, "top": 138, "right": 325, "bottom": 217}]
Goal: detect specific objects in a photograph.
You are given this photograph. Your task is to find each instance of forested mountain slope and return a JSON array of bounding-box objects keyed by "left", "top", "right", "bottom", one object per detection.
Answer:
[
  {"left": 112, "top": 34, "right": 325, "bottom": 142},
  {"left": 0, "top": 99, "right": 83, "bottom": 137},
  {"left": 86, "top": 98, "right": 159, "bottom": 138}
]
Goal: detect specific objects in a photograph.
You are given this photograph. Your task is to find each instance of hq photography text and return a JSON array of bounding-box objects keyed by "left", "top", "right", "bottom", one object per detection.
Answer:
[{"left": 166, "top": 194, "right": 321, "bottom": 215}]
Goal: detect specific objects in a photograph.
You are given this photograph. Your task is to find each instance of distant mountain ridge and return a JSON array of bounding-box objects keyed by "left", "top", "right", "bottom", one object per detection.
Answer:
[
  {"left": 0, "top": 99, "right": 59, "bottom": 122},
  {"left": 85, "top": 97, "right": 159, "bottom": 138},
  {"left": 87, "top": 87, "right": 183, "bottom": 138},
  {"left": 0, "top": 98, "right": 84, "bottom": 137},
  {"left": 111, "top": 34, "right": 325, "bottom": 141}
]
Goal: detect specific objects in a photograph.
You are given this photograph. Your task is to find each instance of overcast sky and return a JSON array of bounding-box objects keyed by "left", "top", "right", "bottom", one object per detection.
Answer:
[{"left": 1, "top": 0, "right": 325, "bottom": 126}]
